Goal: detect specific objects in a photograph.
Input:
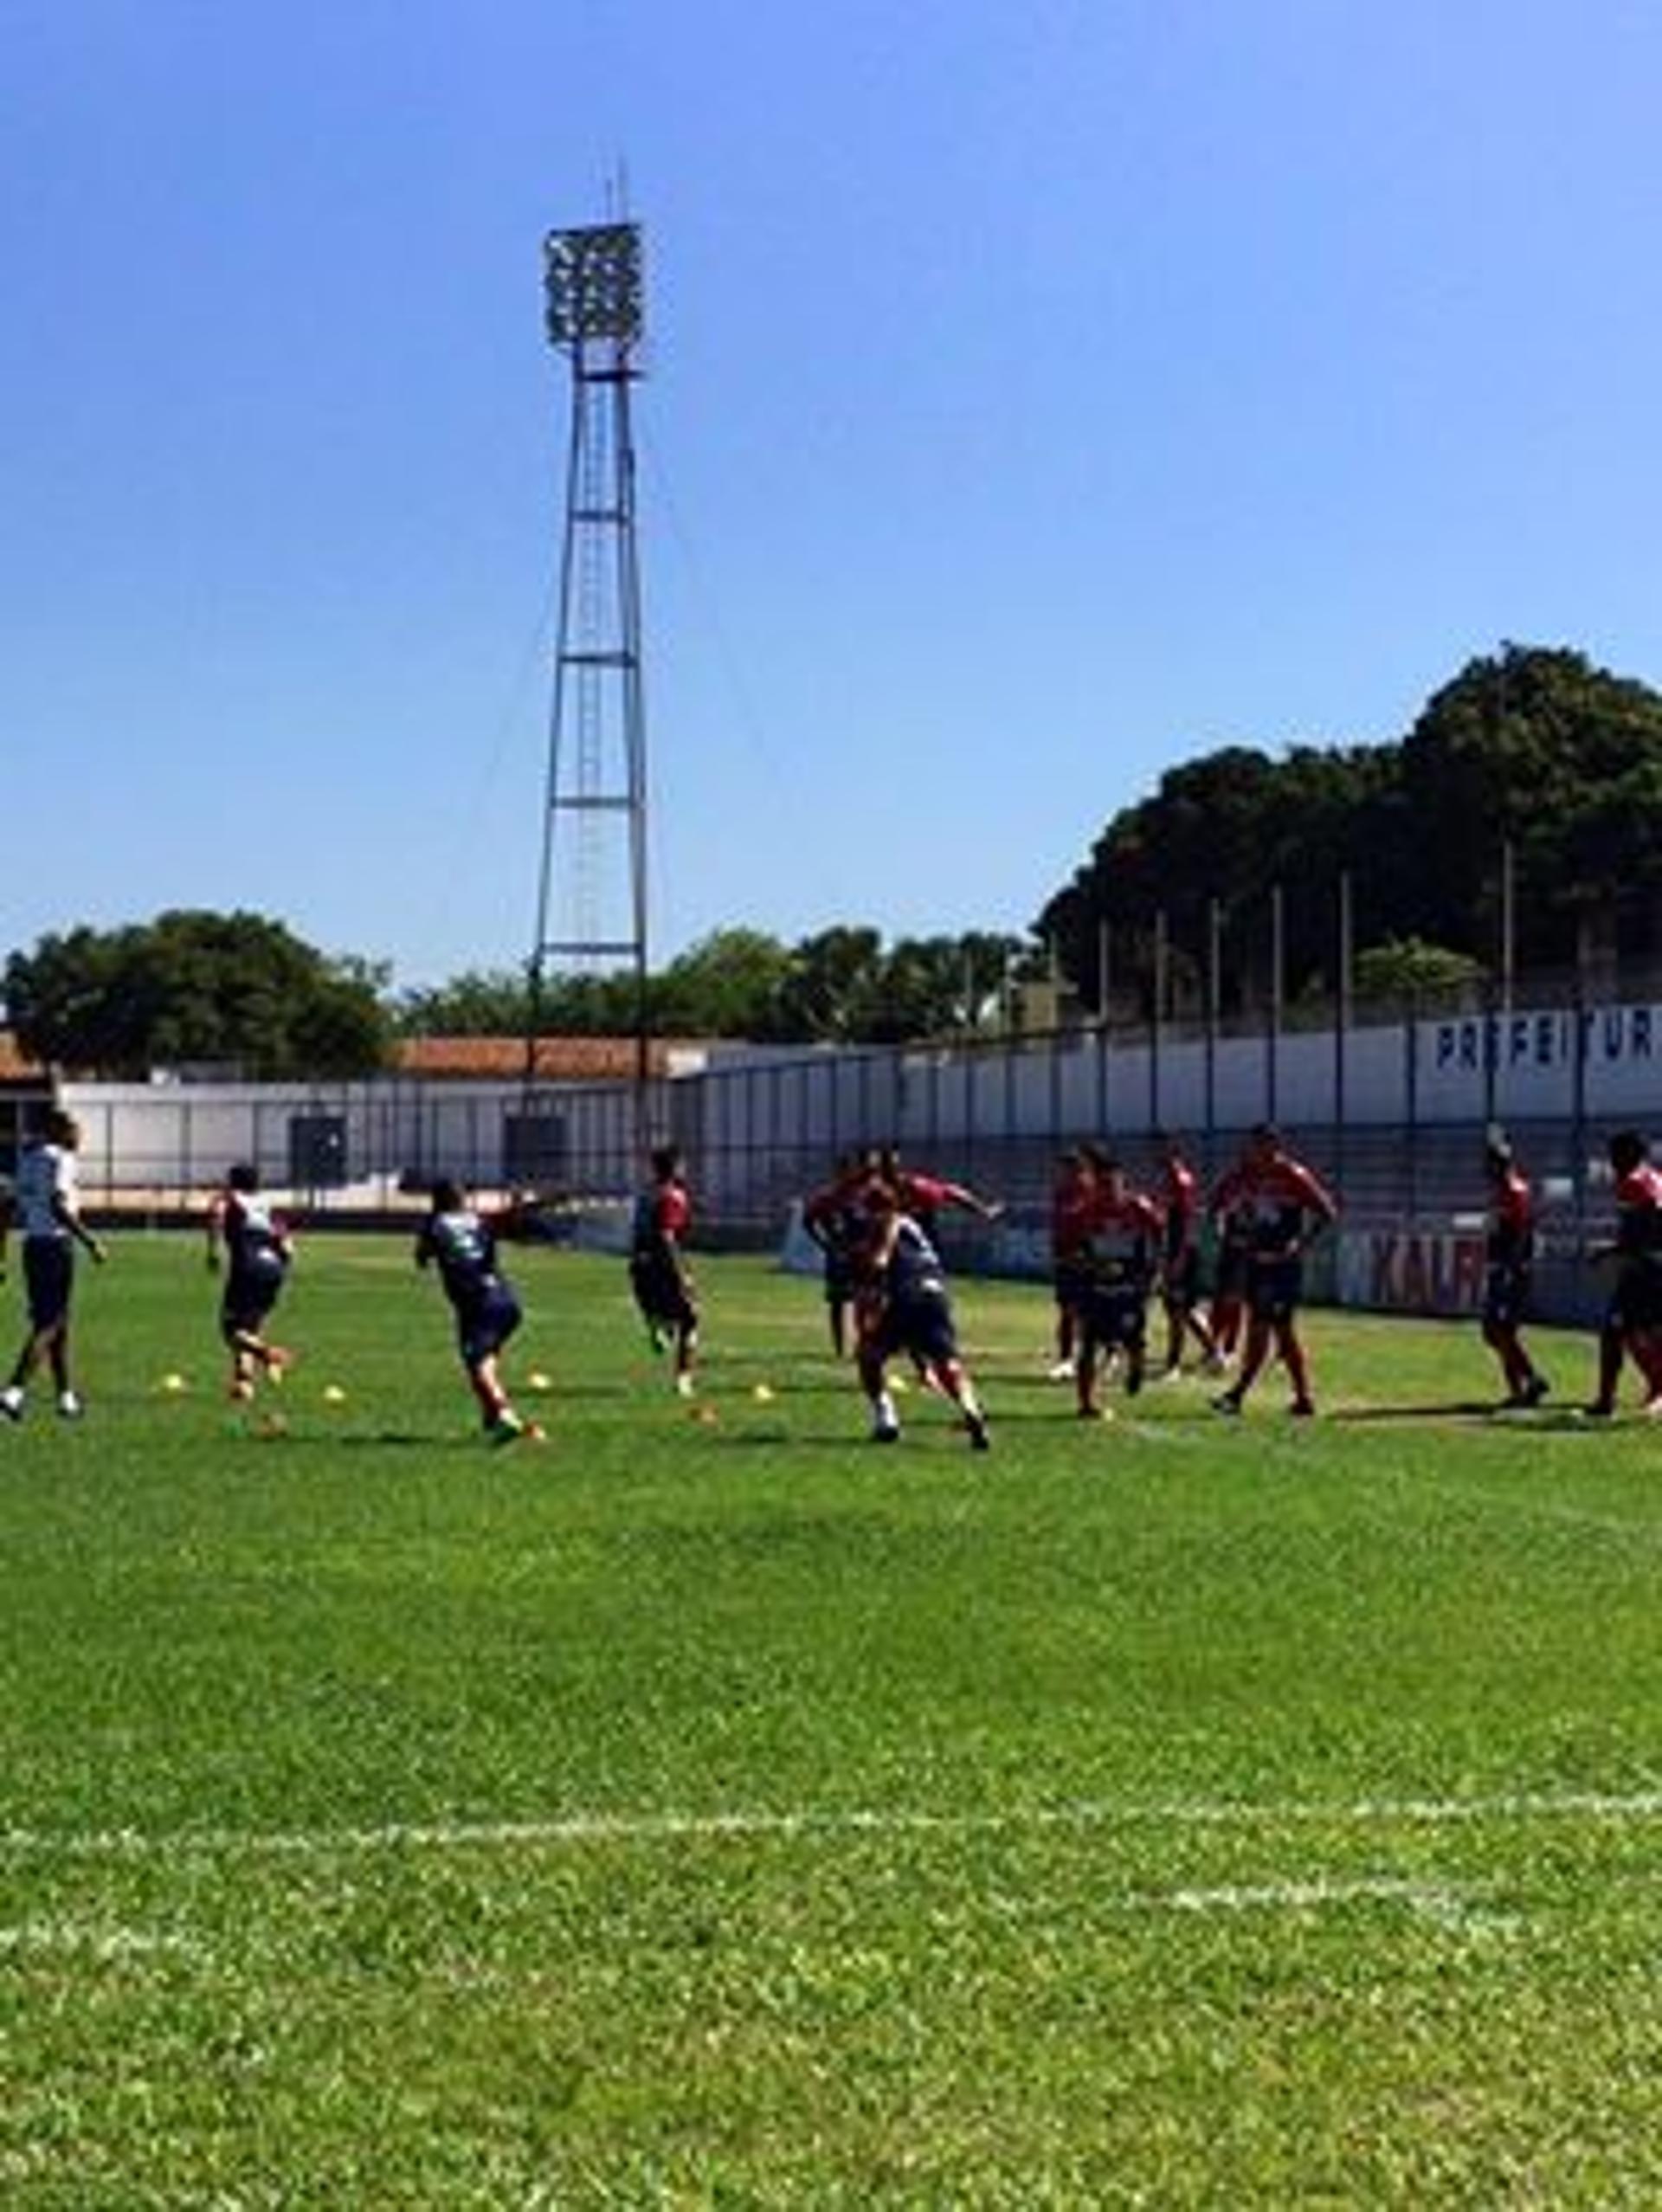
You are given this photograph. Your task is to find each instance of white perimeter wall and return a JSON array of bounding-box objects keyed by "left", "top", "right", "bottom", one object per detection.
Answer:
[{"left": 57, "top": 994, "right": 1662, "bottom": 1207}]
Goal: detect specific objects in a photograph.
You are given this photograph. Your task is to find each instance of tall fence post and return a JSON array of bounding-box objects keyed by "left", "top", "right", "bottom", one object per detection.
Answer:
[
  {"left": 1150, "top": 907, "right": 1167, "bottom": 1135},
  {"left": 1205, "top": 897, "right": 1221, "bottom": 1146},
  {"left": 1335, "top": 872, "right": 1351, "bottom": 1190},
  {"left": 1267, "top": 883, "right": 1284, "bottom": 1125},
  {"left": 1404, "top": 983, "right": 1420, "bottom": 1228}
]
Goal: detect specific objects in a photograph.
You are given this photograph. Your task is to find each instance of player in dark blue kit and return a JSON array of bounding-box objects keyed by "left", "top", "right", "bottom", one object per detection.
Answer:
[
  {"left": 0, "top": 1109, "right": 106, "bottom": 1422},
  {"left": 205, "top": 1163, "right": 294, "bottom": 1402},
  {"left": 416, "top": 1180, "right": 538, "bottom": 1443},
  {"left": 854, "top": 1172, "right": 989, "bottom": 1450}
]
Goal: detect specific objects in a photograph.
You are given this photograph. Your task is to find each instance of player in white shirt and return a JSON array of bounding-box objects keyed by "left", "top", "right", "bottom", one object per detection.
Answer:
[{"left": 0, "top": 1109, "right": 107, "bottom": 1422}]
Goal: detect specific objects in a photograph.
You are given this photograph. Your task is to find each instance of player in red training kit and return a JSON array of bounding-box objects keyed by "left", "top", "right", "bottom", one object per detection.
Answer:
[
  {"left": 1072, "top": 1149, "right": 1164, "bottom": 1419},
  {"left": 1208, "top": 1125, "right": 1338, "bottom": 1418},
  {"left": 629, "top": 1145, "right": 699, "bottom": 1396},
  {"left": 802, "top": 1151, "right": 874, "bottom": 1358},
  {"left": 1156, "top": 1134, "right": 1222, "bottom": 1377},
  {"left": 1480, "top": 1136, "right": 1549, "bottom": 1409},
  {"left": 1587, "top": 1129, "right": 1662, "bottom": 1418},
  {"left": 1048, "top": 1150, "right": 1091, "bottom": 1380},
  {"left": 878, "top": 1149, "right": 1004, "bottom": 1242}
]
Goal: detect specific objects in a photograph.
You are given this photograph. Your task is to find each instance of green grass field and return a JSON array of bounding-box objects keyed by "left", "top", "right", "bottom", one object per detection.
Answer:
[{"left": 4, "top": 1236, "right": 1662, "bottom": 2204}]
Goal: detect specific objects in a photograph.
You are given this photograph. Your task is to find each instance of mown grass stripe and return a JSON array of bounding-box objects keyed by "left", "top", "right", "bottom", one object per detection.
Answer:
[{"left": 6, "top": 1787, "right": 1662, "bottom": 1860}]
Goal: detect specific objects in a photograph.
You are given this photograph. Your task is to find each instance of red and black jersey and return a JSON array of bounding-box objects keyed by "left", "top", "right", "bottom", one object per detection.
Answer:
[
  {"left": 1486, "top": 1166, "right": 1535, "bottom": 1268},
  {"left": 1211, "top": 1153, "right": 1337, "bottom": 1261},
  {"left": 805, "top": 1174, "right": 867, "bottom": 1258},
  {"left": 1614, "top": 1163, "right": 1662, "bottom": 1260},
  {"left": 1076, "top": 1188, "right": 1163, "bottom": 1287},
  {"left": 1051, "top": 1167, "right": 1092, "bottom": 1262},
  {"left": 632, "top": 1178, "right": 691, "bottom": 1258}
]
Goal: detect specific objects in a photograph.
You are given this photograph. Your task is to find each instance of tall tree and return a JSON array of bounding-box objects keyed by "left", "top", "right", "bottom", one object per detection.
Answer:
[
  {"left": 1038, "top": 644, "right": 1662, "bottom": 1009},
  {"left": 393, "top": 969, "right": 535, "bottom": 1036},
  {"left": 655, "top": 928, "right": 793, "bottom": 1038},
  {"left": 772, "top": 926, "right": 886, "bottom": 1042},
  {"left": 1400, "top": 644, "right": 1662, "bottom": 967},
  {"left": 3, "top": 911, "right": 391, "bottom": 1077}
]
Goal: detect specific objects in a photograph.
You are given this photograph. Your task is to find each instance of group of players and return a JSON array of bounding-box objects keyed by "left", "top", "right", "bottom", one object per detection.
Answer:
[
  {"left": 803, "top": 1126, "right": 1345, "bottom": 1441},
  {"left": 803, "top": 1121, "right": 1662, "bottom": 1438},
  {"left": 0, "top": 1117, "right": 703, "bottom": 1446},
  {"left": 5, "top": 1106, "right": 1662, "bottom": 1442}
]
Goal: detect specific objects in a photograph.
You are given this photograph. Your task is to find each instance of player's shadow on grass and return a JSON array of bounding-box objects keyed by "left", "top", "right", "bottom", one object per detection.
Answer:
[
  {"left": 713, "top": 1428, "right": 993, "bottom": 1454},
  {"left": 705, "top": 1373, "right": 857, "bottom": 1398},
  {"left": 329, "top": 1431, "right": 484, "bottom": 1451},
  {"left": 715, "top": 1430, "right": 859, "bottom": 1451},
  {"left": 1328, "top": 1400, "right": 1538, "bottom": 1425},
  {"left": 541, "top": 1381, "right": 642, "bottom": 1403}
]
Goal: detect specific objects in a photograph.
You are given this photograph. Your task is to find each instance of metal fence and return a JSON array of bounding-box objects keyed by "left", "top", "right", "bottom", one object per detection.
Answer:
[{"left": 42, "top": 958, "right": 1662, "bottom": 1272}]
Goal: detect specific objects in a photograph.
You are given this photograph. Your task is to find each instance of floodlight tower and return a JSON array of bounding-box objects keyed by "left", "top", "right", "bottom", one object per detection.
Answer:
[{"left": 527, "top": 219, "right": 651, "bottom": 1106}]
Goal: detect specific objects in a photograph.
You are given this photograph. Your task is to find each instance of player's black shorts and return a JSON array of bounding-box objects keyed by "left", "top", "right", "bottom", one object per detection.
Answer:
[
  {"left": 23, "top": 1237, "right": 74, "bottom": 1331},
  {"left": 1246, "top": 1254, "right": 1304, "bottom": 1324},
  {"left": 868, "top": 1287, "right": 959, "bottom": 1370},
  {"left": 822, "top": 1251, "right": 856, "bottom": 1305},
  {"left": 221, "top": 1253, "right": 287, "bottom": 1340},
  {"left": 1482, "top": 1262, "right": 1530, "bottom": 1332},
  {"left": 1607, "top": 1260, "right": 1662, "bottom": 1336},
  {"left": 631, "top": 1251, "right": 697, "bottom": 1332},
  {"left": 456, "top": 1282, "right": 522, "bottom": 1367},
  {"left": 1053, "top": 1255, "right": 1088, "bottom": 1311},
  {"left": 1079, "top": 1282, "right": 1146, "bottom": 1353}
]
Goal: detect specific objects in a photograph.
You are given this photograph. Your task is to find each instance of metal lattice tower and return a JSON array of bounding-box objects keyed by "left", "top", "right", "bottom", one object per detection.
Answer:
[{"left": 527, "top": 220, "right": 650, "bottom": 1099}]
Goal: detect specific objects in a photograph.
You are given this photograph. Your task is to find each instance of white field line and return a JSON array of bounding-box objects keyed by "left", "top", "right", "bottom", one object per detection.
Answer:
[
  {"left": 1152, "top": 1876, "right": 1490, "bottom": 1925},
  {"left": 0, "top": 1920, "right": 199, "bottom": 1961},
  {"left": 4, "top": 1788, "right": 1662, "bottom": 1862}
]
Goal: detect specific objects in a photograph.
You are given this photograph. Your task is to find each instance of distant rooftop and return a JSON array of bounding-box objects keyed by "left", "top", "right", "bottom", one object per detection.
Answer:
[
  {"left": 0, "top": 1031, "right": 47, "bottom": 1087},
  {"left": 395, "top": 1035, "right": 709, "bottom": 1083}
]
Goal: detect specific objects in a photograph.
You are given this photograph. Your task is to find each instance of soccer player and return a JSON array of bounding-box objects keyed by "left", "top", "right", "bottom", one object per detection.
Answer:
[
  {"left": 629, "top": 1145, "right": 699, "bottom": 1396},
  {"left": 877, "top": 1148, "right": 1004, "bottom": 1244},
  {"left": 1073, "top": 1148, "right": 1163, "bottom": 1419},
  {"left": 205, "top": 1163, "right": 294, "bottom": 1401},
  {"left": 416, "top": 1178, "right": 533, "bottom": 1443},
  {"left": 1480, "top": 1136, "right": 1549, "bottom": 1408},
  {"left": 1048, "top": 1149, "right": 1091, "bottom": 1379},
  {"left": 1586, "top": 1129, "right": 1662, "bottom": 1418},
  {"left": 1208, "top": 1125, "right": 1338, "bottom": 1418},
  {"left": 1156, "top": 1133, "right": 1222, "bottom": 1377},
  {"left": 802, "top": 1151, "right": 873, "bottom": 1358},
  {"left": 853, "top": 1171, "right": 989, "bottom": 1450},
  {"left": 0, "top": 1108, "right": 107, "bottom": 1422},
  {"left": 876, "top": 1148, "right": 1003, "bottom": 1391}
]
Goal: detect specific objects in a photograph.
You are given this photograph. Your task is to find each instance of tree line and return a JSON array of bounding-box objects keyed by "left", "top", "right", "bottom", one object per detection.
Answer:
[
  {"left": 0, "top": 914, "right": 1034, "bottom": 1077},
  {"left": 5, "top": 643, "right": 1661, "bottom": 1076},
  {"left": 1040, "top": 643, "right": 1662, "bottom": 1015}
]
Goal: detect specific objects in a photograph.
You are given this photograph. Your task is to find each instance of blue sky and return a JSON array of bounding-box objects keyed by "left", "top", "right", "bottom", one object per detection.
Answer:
[{"left": 4, "top": 1, "right": 1660, "bottom": 991}]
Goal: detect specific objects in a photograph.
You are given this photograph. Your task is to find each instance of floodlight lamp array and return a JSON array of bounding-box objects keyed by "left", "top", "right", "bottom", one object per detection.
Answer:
[{"left": 544, "top": 222, "right": 643, "bottom": 351}]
